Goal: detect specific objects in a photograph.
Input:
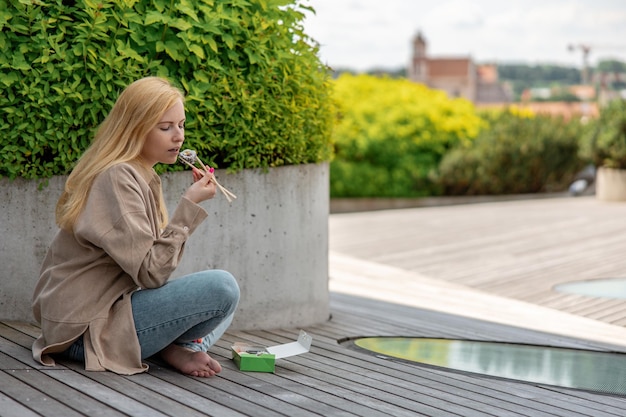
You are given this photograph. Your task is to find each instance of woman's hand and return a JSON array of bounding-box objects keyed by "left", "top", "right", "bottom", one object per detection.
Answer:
[{"left": 183, "top": 167, "right": 217, "bottom": 203}]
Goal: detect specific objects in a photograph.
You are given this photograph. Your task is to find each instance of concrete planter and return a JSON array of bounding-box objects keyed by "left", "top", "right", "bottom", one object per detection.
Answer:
[
  {"left": 0, "top": 163, "right": 330, "bottom": 330},
  {"left": 596, "top": 166, "right": 626, "bottom": 202}
]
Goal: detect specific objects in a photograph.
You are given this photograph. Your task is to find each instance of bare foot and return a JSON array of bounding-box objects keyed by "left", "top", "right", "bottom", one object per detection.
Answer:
[{"left": 160, "top": 344, "right": 222, "bottom": 377}]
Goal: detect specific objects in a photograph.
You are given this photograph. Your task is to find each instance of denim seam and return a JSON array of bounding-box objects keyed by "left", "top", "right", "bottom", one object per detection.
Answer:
[{"left": 135, "top": 309, "right": 227, "bottom": 336}]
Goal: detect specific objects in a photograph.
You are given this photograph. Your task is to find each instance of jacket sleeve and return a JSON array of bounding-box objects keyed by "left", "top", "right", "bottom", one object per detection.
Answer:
[{"left": 75, "top": 165, "right": 208, "bottom": 289}]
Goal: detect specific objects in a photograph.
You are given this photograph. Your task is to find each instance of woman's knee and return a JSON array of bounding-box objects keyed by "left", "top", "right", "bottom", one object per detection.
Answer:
[
  {"left": 213, "top": 270, "right": 240, "bottom": 307},
  {"left": 196, "top": 269, "right": 240, "bottom": 310},
  {"left": 176, "top": 269, "right": 240, "bottom": 316}
]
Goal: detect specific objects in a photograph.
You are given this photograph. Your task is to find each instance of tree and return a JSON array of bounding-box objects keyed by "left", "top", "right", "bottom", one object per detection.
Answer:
[{"left": 597, "top": 60, "right": 626, "bottom": 73}]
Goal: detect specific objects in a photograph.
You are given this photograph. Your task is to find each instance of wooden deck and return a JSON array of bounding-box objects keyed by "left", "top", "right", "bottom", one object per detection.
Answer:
[
  {"left": 3, "top": 195, "right": 626, "bottom": 416},
  {"left": 330, "top": 195, "right": 626, "bottom": 328}
]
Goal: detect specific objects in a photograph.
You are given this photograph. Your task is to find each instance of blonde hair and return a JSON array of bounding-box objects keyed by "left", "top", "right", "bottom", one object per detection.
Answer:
[{"left": 56, "top": 76, "right": 185, "bottom": 231}]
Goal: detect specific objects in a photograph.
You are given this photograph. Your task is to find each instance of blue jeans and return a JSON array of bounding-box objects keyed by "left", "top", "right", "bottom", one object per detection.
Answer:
[{"left": 64, "top": 269, "right": 240, "bottom": 361}]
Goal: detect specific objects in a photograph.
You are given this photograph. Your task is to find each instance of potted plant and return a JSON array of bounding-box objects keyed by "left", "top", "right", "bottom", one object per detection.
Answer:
[{"left": 580, "top": 99, "right": 626, "bottom": 201}]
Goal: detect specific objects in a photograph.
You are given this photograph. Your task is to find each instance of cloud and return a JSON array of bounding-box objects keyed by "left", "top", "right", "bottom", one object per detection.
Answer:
[
  {"left": 303, "top": 0, "right": 626, "bottom": 71},
  {"left": 423, "top": 1, "right": 486, "bottom": 30}
]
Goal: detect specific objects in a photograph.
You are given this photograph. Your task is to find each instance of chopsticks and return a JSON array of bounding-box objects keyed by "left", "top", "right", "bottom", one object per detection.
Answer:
[{"left": 178, "top": 150, "right": 237, "bottom": 203}]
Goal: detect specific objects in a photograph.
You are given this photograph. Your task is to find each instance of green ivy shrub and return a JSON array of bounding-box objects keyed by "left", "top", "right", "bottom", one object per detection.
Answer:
[
  {"left": 0, "top": 0, "right": 333, "bottom": 180},
  {"left": 579, "top": 99, "right": 626, "bottom": 169},
  {"left": 330, "top": 74, "right": 483, "bottom": 198},
  {"left": 435, "top": 110, "right": 585, "bottom": 195}
]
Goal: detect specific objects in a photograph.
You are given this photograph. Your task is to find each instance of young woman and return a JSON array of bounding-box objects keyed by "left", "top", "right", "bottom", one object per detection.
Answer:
[{"left": 32, "top": 76, "right": 240, "bottom": 377}]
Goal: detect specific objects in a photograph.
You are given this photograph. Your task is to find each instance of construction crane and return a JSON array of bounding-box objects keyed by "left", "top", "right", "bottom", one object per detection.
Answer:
[
  {"left": 568, "top": 43, "right": 626, "bottom": 85},
  {"left": 568, "top": 43, "right": 592, "bottom": 85}
]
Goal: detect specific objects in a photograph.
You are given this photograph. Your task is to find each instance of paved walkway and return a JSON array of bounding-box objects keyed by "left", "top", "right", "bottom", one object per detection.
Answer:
[{"left": 329, "top": 195, "right": 626, "bottom": 349}]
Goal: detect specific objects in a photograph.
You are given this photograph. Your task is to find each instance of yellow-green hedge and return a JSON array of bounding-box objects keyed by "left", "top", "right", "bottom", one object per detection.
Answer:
[{"left": 330, "top": 74, "right": 483, "bottom": 197}]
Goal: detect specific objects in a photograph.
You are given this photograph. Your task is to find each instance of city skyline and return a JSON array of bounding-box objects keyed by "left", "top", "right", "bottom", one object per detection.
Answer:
[{"left": 302, "top": 0, "right": 626, "bottom": 72}]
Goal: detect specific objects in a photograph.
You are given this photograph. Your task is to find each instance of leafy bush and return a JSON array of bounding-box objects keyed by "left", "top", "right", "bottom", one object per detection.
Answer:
[
  {"left": 330, "top": 74, "right": 483, "bottom": 197},
  {"left": 579, "top": 99, "right": 626, "bottom": 169},
  {"left": 0, "top": 0, "right": 333, "bottom": 180},
  {"left": 436, "top": 109, "right": 585, "bottom": 195}
]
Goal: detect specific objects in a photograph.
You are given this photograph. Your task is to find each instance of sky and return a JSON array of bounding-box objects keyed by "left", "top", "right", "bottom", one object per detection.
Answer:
[{"left": 301, "top": 0, "right": 626, "bottom": 72}]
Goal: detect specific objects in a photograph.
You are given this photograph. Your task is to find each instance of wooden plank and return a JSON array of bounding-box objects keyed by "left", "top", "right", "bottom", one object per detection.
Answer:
[
  {"left": 2, "top": 321, "right": 41, "bottom": 339},
  {"left": 0, "top": 370, "right": 86, "bottom": 417},
  {"left": 570, "top": 299, "right": 625, "bottom": 317},
  {"left": 278, "top": 325, "right": 616, "bottom": 417},
  {"left": 57, "top": 361, "right": 211, "bottom": 417},
  {"left": 414, "top": 367, "right": 626, "bottom": 417},
  {"left": 312, "top": 302, "right": 626, "bottom": 417},
  {"left": 328, "top": 293, "right": 626, "bottom": 352},
  {"left": 0, "top": 322, "right": 46, "bottom": 372},
  {"left": 0, "top": 391, "right": 41, "bottom": 417},
  {"left": 0, "top": 335, "right": 46, "bottom": 370},
  {"left": 42, "top": 369, "right": 171, "bottom": 417},
  {"left": 0, "top": 350, "right": 32, "bottom": 370},
  {"left": 9, "top": 369, "right": 127, "bottom": 417},
  {"left": 2, "top": 298, "right": 626, "bottom": 417},
  {"left": 121, "top": 371, "right": 248, "bottom": 417},
  {"left": 322, "top": 296, "right": 626, "bottom": 417},
  {"left": 214, "top": 338, "right": 443, "bottom": 417},
  {"left": 0, "top": 321, "right": 38, "bottom": 346},
  {"left": 204, "top": 365, "right": 370, "bottom": 417},
  {"left": 328, "top": 196, "right": 626, "bottom": 329},
  {"left": 144, "top": 364, "right": 306, "bottom": 417},
  {"left": 610, "top": 316, "right": 626, "bottom": 327},
  {"left": 221, "top": 331, "right": 548, "bottom": 417},
  {"left": 591, "top": 310, "right": 626, "bottom": 326},
  {"left": 186, "top": 353, "right": 365, "bottom": 417},
  {"left": 274, "top": 337, "right": 548, "bottom": 417}
]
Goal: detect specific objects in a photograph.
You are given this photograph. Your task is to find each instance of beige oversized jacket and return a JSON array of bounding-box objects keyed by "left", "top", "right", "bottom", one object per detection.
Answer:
[{"left": 32, "top": 162, "right": 208, "bottom": 375}]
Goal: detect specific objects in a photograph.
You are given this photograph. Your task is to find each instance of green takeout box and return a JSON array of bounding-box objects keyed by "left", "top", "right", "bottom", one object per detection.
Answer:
[{"left": 231, "top": 330, "right": 312, "bottom": 373}]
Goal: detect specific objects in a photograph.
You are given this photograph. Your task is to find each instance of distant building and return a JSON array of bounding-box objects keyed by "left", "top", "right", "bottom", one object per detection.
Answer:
[
  {"left": 408, "top": 31, "right": 512, "bottom": 104},
  {"left": 569, "top": 85, "right": 596, "bottom": 101},
  {"left": 516, "top": 85, "right": 598, "bottom": 120}
]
